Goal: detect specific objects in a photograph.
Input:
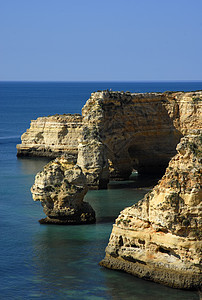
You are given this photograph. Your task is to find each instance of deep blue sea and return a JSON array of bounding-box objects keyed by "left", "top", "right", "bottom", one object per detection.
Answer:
[{"left": 0, "top": 82, "right": 201, "bottom": 300}]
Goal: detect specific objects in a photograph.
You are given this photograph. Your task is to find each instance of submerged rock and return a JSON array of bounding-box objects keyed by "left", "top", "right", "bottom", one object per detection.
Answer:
[
  {"left": 31, "top": 156, "right": 96, "bottom": 224},
  {"left": 100, "top": 132, "right": 202, "bottom": 290}
]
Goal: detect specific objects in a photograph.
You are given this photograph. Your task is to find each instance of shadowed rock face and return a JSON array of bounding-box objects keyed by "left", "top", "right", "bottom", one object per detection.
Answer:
[
  {"left": 17, "top": 91, "right": 202, "bottom": 185},
  {"left": 100, "top": 131, "right": 202, "bottom": 290},
  {"left": 81, "top": 91, "right": 201, "bottom": 178},
  {"left": 31, "top": 156, "right": 95, "bottom": 224}
]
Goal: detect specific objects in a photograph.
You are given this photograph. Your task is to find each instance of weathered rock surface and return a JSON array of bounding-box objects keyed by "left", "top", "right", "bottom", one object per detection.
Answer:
[
  {"left": 17, "top": 91, "right": 202, "bottom": 185},
  {"left": 20, "top": 89, "right": 201, "bottom": 288},
  {"left": 100, "top": 132, "right": 202, "bottom": 290},
  {"left": 31, "top": 155, "right": 95, "bottom": 224},
  {"left": 82, "top": 91, "right": 201, "bottom": 178},
  {"left": 17, "top": 114, "right": 83, "bottom": 162},
  {"left": 77, "top": 126, "right": 109, "bottom": 189}
]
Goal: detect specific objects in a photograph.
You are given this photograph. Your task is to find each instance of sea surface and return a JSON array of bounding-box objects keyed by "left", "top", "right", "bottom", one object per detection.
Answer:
[{"left": 0, "top": 82, "right": 201, "bottom": 300}]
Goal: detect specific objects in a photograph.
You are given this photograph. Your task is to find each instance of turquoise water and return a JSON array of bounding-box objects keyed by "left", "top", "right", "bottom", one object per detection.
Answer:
[{"left": 0, "top": 82, "right": 201, "bottom": 299}]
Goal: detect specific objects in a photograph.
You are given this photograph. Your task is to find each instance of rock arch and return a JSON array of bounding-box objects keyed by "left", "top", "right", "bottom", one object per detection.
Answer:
[{"left": 18, "top": 90, "right": 202, "bottom": 188}]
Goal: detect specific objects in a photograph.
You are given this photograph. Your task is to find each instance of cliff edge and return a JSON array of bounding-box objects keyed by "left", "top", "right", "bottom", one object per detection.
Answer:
[
  {"left": 100, "top": 131, "right": 202, "bottom": 290},
  {"left": 18, "top": 89, "right": 201, "bottom": 288},
  {"left": 17, "top": 91, "right": 202, "bottom": 187}
]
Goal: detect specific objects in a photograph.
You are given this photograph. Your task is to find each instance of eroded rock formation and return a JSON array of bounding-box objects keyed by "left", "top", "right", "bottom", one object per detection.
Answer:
[
  {"left": 77, "top": 128, "right": 109, "bottom": 189},
  {"left": 19, "top": 89, "right": 201, "bottom": 288},
  {"left": 17, "top": 91, "right": 202, "bottom": 185},
  {"left": 31, "top": 155, "right": 96, "bottom": 224},
  {"left": 17, "top": 114, "right": 83, "bottom": 162},
  {"left": 100, "top": 131, "right": 202, "bottom": 290}
]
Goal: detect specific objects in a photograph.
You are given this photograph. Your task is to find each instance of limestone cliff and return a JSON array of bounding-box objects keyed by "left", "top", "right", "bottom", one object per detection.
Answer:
[
  {"left": 17, "top": 114, "right": 83, "bottom": 162},
  {"left": 82, "top": 91, "right": 201, "bottom": 178},
  {"left": 31, "top": 155, "right": 95, "bottom": 224},
  {"left": 17, "top": 91, "right": 202, "bottom": 185},
  {"left": 20, "top": 90, "right": 201, "bottom": 288},
  {"left": 100, "top": 132, "right": 202, "bottom": 290}
]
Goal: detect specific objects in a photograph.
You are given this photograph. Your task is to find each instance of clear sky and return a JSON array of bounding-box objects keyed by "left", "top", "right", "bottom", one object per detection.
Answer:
[{"left": 0, "top": 0, "right": 202, "bottom": 81}]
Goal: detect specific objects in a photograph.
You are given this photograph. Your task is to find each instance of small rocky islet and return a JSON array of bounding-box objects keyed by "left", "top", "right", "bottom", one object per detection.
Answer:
[
  {"left": 17, "top": 90, "right": 202, "bottom": 290},
  {"left": 31, "top": 157, "right": 96, "bottom": 225}
]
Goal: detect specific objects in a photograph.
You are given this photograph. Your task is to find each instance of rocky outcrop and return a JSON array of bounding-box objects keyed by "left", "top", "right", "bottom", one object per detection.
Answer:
[
  {"left": 17, "top": 91, "right": 202, "bottom": 185},
  {"left": 19, "top": 89, "right": 201, "bottom": 288},
  {"left": 100, "top": 132, "right": 202, "bottom": 290},
  {"left": 77, "top": 126, "right": 109, "bottom": 189},
  {"left": 82, "top": 91, "right": 201, "bottom": 178},
  {"left": 17, "top": 114, "right": 83, "bottom": 162},
  {"left": 31, "top": 155, "right": 96, "bottom": 224}
]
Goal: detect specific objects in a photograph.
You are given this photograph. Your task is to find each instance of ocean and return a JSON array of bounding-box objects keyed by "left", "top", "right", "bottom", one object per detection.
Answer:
[{"left": 0, "top": 82, "right": 201, "bottom": 299}]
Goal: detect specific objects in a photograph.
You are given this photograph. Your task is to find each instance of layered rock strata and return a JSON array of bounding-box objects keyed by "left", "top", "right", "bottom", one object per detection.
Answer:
[
  {"left": 17, "top": 114, "right": 83, "bottom": 162},
  {"left": 100, "top": 132, "right": 202, "bottom": 290},
  {"left": 17, "top": 91, "right": 202, "bottom": 184},
  {"left": 31, "top": 155, "right": 96, "bottom": 224}
]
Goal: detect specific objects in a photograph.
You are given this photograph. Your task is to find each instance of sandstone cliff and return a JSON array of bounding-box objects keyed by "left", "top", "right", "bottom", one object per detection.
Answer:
[
  {"left": 17, "top": 91, "right": 202, "bottom": 186},
  {"left": 100, "top": 131, "right": 202, "bottom": 290},
  {"left": 31, "top": 155, "right": 95, "bottom": 224}
]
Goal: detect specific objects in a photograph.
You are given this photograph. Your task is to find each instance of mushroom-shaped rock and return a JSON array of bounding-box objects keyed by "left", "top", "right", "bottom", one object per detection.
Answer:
[{"left": 31, "top": 156, "right": 96, "bottom": 224}]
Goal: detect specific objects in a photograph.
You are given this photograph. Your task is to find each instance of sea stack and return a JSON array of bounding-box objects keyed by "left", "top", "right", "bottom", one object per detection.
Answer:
[
  {"left": 31, "top": 155, "right": 96, "bottom": 224},
  {"left": 100, "top": 131, "right": 202, "bottom": 290}
]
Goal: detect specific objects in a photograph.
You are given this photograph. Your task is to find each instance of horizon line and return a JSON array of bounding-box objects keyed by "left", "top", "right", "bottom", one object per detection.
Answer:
[{"left": 0, "top": 80, "right": 202, "bottom": 83}]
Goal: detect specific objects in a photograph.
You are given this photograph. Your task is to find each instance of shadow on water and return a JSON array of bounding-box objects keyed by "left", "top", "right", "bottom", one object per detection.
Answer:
[
  {"left": 17, "top": 156, "right": 52, "bottom": 175},
  {"left": 96, "top": 216, "right": 117, "bottom": 224},
  {"left": 100, "top": 267, "right": 200, "bottom": 300},
  {"left": 108, "top": 172, "right": 161, "bottom": 190}
]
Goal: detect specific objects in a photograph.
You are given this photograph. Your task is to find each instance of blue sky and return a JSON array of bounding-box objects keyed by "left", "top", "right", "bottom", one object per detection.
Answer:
[{"left": 0, "top": 0, "right": 202, "bottom": 81}]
